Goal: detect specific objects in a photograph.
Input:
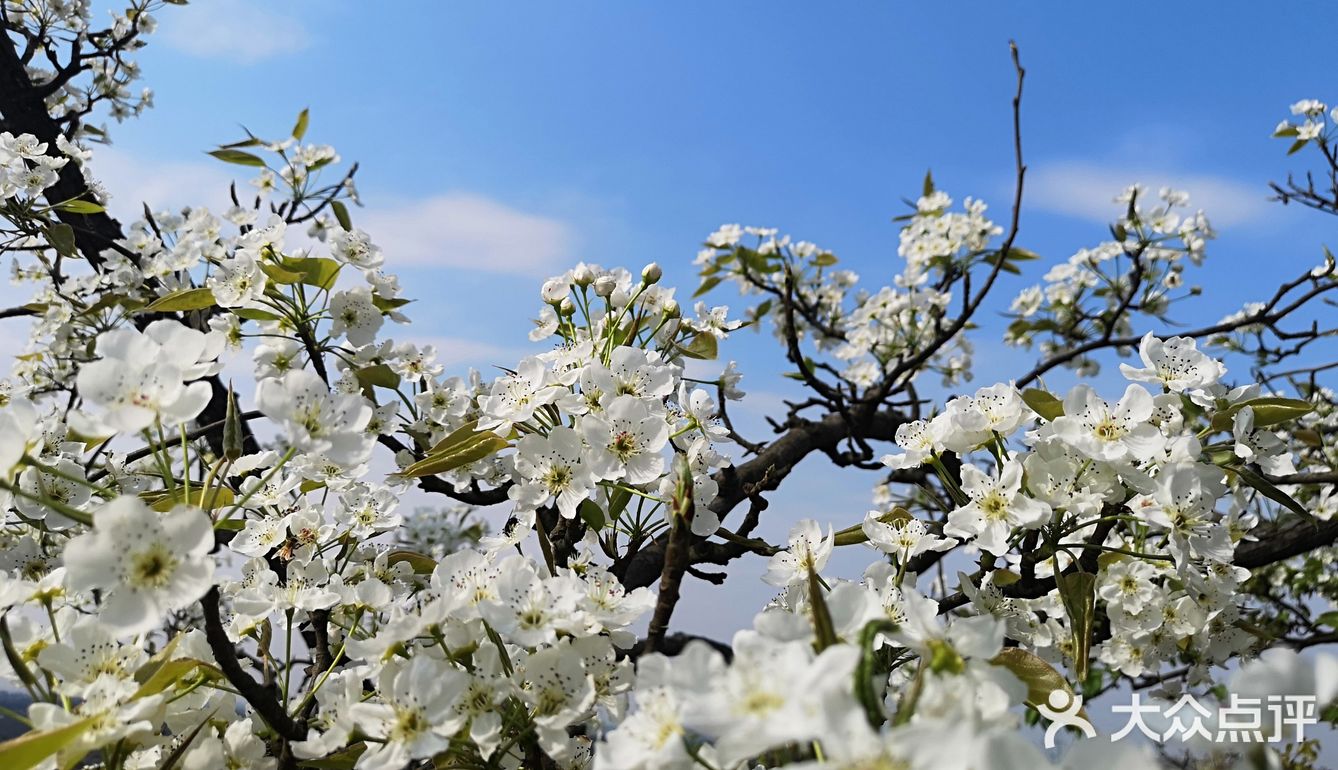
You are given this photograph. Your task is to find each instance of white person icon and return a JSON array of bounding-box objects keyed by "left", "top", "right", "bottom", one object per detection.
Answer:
[{"left": 1037, "top": 689, "right": 1097, "bottom": 748}]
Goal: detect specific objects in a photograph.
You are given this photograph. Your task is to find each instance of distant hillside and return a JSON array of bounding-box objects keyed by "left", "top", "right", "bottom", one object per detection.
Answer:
[{"left": 0, "top": 690, "right": 31, "bottom": 740}]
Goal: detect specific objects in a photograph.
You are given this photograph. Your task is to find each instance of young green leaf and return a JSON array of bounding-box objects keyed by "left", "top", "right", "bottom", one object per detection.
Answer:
[
  {"left": 991, "top": 647, "right": 1086, "bottom": 718},
  {"left": 140, "top": 287, "right": 218, "bottom": 313},
  {"left": 54, "top": 199, "right": 105, "bottom": 215},
  {"left": 1022, "top": 388, "right": 1065, "bottom": 421},
  {"left": 47, "top": 223, "right": 76, "bottom": 257},
  {"left": 292, "top": 108, "right": 310, "bottom": 141},
  {"left": 1054, "top": 570, "right": 1096, "bottom": 683},
  {"left": 0, "top": 719, "right": 95, "bottom": 770},
  {"left": 207, "top": 148, "right": 267, "bottom": 167},
  {"left": 331, "top": 200, "right": 353, "bottom": 231}
]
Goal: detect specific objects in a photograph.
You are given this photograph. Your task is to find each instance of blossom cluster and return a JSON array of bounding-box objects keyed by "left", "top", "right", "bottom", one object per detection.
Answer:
[
  {"left": 0, "top": 80, "right": 1333, "bottom": 770},
  {"left": 693, "top": 180, "right": 1002, "bottom": 389},
  {"left": 1003, "top": 185, "right": 1215, "bottom": 375}
]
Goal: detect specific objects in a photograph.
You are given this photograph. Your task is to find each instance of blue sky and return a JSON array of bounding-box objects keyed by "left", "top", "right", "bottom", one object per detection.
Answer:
[{"left": 84, "top": 1, "right": 1337, "bottom": 639}]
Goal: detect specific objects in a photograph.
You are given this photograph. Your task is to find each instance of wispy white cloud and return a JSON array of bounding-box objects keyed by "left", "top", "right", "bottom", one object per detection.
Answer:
[
  {"left": 90, "top": 147, "right": 236, "bottom": 219},
  {"left": 90, "top": 143, "right": 579, "bottom": 280},
  {"left": 1028, "top": 161, "right": 1272, "bottom": 228},
  {"left": 160, "top": 0, "right": 310, "bottom": 64},
  {"left": 358, "top": 193, "right": 576, "bottom": 276}
]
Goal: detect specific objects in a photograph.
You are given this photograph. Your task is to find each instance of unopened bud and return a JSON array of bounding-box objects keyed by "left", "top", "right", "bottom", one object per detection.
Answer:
[
  {"left": 558, "top": 297, "right": 576, "bottom": 316},
  {"left": 541, "top": 277, "right": 569, "bottom": 304},
  {"left": 593, "top": 275, "right": 616, "bottom": 298},
  {"left": 641, "top": 262, "right": 662, "bottom": 285},
  {"left": 571, "top": 262, "right": 595, "bottom": 286},
  {"left": 223, "top": 382, "right": 243, "bottom": 461},
  {"left": 663, "top": 299, "right": 680, "bottom": 318}
]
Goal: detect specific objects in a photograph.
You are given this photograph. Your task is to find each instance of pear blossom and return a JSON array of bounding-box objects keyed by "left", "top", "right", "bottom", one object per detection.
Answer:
[
  {"left": 512, "top": 426, "right": 597, "bottom": 518},
  {"left": 74, "top": 321, "right": 222, "bottom": 433},
  {"left": 880, "top": 417, "right": 945, "bottom": 469},
  {"left": 762, "top": 519, "right": 835, "bottom": 587},
  {"left": 580, "top": 394, "right": 669, "bottom": 483},
  {"left": 1119, "top": 332, "right": 1226, "bottom": 397},
  {"left": 207, "top": 252, "right": 267, "bottom": 307},
  {"left": 256, "top": 368, "right": 374, "bottom": 465},
  {"left": 348, "top": 656, "right": 468, "bottom": 770},
  {"left": 330, "top": 227, "right": 383, "bottom": 268},
  {"left": 329, "top": 286, "right": 384, "bottom": 346},
  {"left": 182, "top": 719, "right": 276, "bottom": 770},
  {"left": 478, "top": 356, "right": 561, "bottom": 430},
  {"left": 1050, "top": 383, "right": 1163, "bottom": 463},
  {"left": 943, "top": 461, "right": 1051, "bottom": 555},
  {"left": 863, "top": 512, "right": 954, "bottom": 562},
  {"left": 63, "top": 496, "right": 215, "bottom": 636}
]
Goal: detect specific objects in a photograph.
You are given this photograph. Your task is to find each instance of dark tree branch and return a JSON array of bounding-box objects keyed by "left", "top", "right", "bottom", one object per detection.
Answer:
[{"left": 200, "top": 587, "right": 306, "bottom": 741}]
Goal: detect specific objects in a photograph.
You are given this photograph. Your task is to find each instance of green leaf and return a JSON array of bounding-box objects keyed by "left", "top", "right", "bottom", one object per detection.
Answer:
[
  {"left": 834, "top": 508, "right": 910, "bottom": 547},
  {"left": 1296, "top": 427, "right": 1328, "bottom": 448},
  {"left": 47, "top": 223, "right": 76, "bottom": 257},
  {"left": 991, "top": 647, "right": 1085, "bottom": 717},
  {"left": 922, "top": 169, "right": 935, "bottom": 197},
  {"left": 1231, "top": 465, "right": 1315, "bottom": 524},
  {"left": 292, "top": 108, "right": 310, "bottom": 141},
  {"left": 425, "top": 419, "right": 484, "bottom": 455},
  {"left": 0, "top": 718, "right": 95, "bottom": 770},
  {"left": 694, "top": 275, "right": 723, "bottom": 298},
  {"left": 281, "top": 256, "right": 341, "bottom": 290},
  {"left": 606, "top": 486, "right": 632, "bottom": 522},
  {"left": 1022, "top": 388, "right": 1064, "bottom": 421},
  {"left": 330, "top": 200, "right": 353, "bottom": 231},
  {"left": 139, "top": 486, "right": 235, "bottom": 512},
  {"left": 55, "top": 200, "right": 105, "bottom": 215},
  {"left": 370, "top": 296, "right": 412, "bottom": 313},
  {"left": 1005, "top": 246, "right": 1041, "bottom": 261},
  {"left": 78, "top": 293, "right": 144, "bottom": 317},
  {"left": 1288, "top": 139, "right": 1309, "bottom": 155},
  {"left": 132, "top": 658, "right": 219, "bottom": 699},
  {"left": 207, "top": 148, "right": 267, "bottom": 167},
  {"left": 260, "top": 261, "right": 305, "bottom": 284},
  {"left": 1054, "top": 570, "right": 1096, "bottom": 683},
  {"left": 397, "top": 426, "right": 510, "bottom": 479},
  {"left": 386, "top": 550, "right": 436, "bottom": 574},
  {"left": 1273, "top": 124, "right": 1299, "bottom": 138},
  {"left": 677, "top": 333, "right": 718, "bottom": 361},
  {"left": 806, "top": 567, "right": 838, "bottom": 652},
  {"left": 355, "top": 364, "right": 401, "bottom": 390},
  {"left": 218, "top": 137, "right": 264, "bottom": 149},
  {"left": 813, "top": 253, "right": 839, "bottom": 267},
  {"left": 578, "top": 500, "right": 607, "bottom": 530},
  {"left": 1210, "top": 397, "right": 1314, "bottom": 433},
  {"left": 233, "top": 307, "right": 282, "bottom": 322},
  {"left": 988, "top": 250, "right": 1022, "bottom": 274},
  {"left": 1317, "top": 611, "right": 1338, "bottom": 630},
  {"left": 141, "top": 287, "right": 217, "bottom": 314}
]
